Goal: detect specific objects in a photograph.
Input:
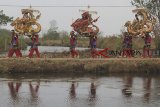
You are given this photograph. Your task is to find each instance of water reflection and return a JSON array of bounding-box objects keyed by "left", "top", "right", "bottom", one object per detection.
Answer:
[
  {"left": 8, "top": 82, "right": 22, "bottom": 106},
  {"left": 69, "top": 82, "right": 77, "bottom": 99},
  {"left": 122, "top": 75, "right": 133, "bottom": 97},
  {"left": 8, "top": 82, "right": 22, "bottom": 101},
  {"left": 8, "top": 81, "right": 41, "bottom": 107},
  {"left": 29, "top": 81, "right": 40, "bottom": 107},
  {"left": 143, "top": 77, "right": 151, "bottom": 102},
  {"left": 68, "top": 81, "right": 98, "bottom": 107},
  {"left": 89, "top": 82, "right": 96, "bottom": 98},
  {"left": 29, "top": 82, "right": 40, "bottom": 98},
  {"left": 88, "top": 82, "right": 97, "bottom": 107},
  {"left": 1, "top": 75, "right": 160, "bottom": 107},
  {"left": 121, "top": 75, "right": 153, "bottom": 103}
]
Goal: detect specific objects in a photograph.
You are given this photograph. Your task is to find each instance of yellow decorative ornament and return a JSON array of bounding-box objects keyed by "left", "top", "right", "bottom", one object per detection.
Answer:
[
  {"left": 11, "top": 7, "right": 41, "bottom": 35},
  {"left": 124, "top": 8, "right": 157, "bottom": 37}
]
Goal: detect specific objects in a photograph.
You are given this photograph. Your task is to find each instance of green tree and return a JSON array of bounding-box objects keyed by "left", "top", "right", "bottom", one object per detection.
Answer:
[
  {"left": 131, "top": 0, "right": 160, "bottom": 49},
  {"left": 0, "top": 11, "right": 13, "bottom": 52},
  {"left": 48, "top": 20, "right": 58, "bottom": 32},
  {"left": 43, "top": 20, "right": 60, "bottom": 40},
  {"left": 0, "top": 10, "right": 13, "bottom": 26},
  {"left": 43, "top": 30, "right": 60, "bottom": 40}
]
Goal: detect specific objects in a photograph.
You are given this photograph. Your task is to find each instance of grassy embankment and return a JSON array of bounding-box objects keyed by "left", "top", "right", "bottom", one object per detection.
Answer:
[
  {"left": 40, "top": 34, "right": 156, "bottom": 50},
  {"left": 0, "top": 58, "right": 160, "bottom": 74}
]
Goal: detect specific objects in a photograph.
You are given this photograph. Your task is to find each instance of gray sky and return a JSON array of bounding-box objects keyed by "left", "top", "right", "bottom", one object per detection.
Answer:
[{"left": 0, "top": 0, "right": 136, "bottom": 35}]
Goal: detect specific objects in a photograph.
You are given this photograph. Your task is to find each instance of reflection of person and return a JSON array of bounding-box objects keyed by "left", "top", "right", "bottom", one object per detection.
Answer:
[
  {"left": 8, "top": 30, "right": 22, "bottom": 57},
  {"left": 122, "top": 75, "right": 132, "bottom": 97},
  {"left": 88, "top": 82, "right": 97, "bottom": 107},
  {"left": 8, "top": 82, "right": 22, "bottom": 100},
  {"left": 143, "top": 78, "right": 151, "bottom": 102},
  {"left": 69, "top": 82, "right": 76, "bottom": 99},
  {"left": 28, "top": 30, "right": 40, "bottom": 58},
  {"left": 90, "top": 82, "right": 96, "bottom": 97},
  {"left": 70, "top": 31, "right": 79, "bottom": 58},
  {"left": 29, "top": 82, "right": 40, "bottom": 98}
]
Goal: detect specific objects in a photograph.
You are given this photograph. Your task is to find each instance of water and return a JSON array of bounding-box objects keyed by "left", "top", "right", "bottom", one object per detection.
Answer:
[
  {"left": 0, "top": 46, "right": 89, "bottom": 56},
  {"left": 0, "top": 74, "right": 160, "bottom": 107},
  {"left": 24, "top": 46, "right": 89, "bottom": 54}
]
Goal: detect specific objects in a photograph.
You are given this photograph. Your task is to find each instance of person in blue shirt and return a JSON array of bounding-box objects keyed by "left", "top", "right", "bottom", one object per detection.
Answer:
[
  {"left": 90, "top": 32, "right": 98, "bottom": 58},
  {"left": 8, "top": 30, "right": 22, "bottom": 57},
  {"left": 122, "top": 32, "right": 132, "bottom": 57}
]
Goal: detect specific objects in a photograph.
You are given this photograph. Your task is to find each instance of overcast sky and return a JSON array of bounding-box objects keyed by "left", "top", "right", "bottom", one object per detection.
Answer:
[{"left": 0, "top": 0, "right": 136, "bottom": 36}]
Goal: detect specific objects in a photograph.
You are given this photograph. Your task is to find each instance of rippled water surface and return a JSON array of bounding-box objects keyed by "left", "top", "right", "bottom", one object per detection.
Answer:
[{"left": 0, "top": 74, "right": 160, "bottom": 107}]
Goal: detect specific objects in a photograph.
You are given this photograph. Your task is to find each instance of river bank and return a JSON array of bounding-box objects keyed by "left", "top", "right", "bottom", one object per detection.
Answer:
[{"left": 0, "top": 58, "right": 160, "bottom": 74}]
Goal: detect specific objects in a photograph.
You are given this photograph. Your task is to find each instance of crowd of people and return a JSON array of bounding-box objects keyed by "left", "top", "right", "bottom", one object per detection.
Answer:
[
  {"left": 7, "top": 26, "right": 152, "bottom": 58},
  {"left": 70, "top": 25, "right": 152, "bottom": 58},
  {"left": 69, "top": 30, "right": 98, "bottom": 58}
]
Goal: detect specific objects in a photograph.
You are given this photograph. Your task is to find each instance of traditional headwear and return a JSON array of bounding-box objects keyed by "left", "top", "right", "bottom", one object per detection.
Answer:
[
  {"left": 82, "top": 12, "right": 89, "bottom": 18},
  {"left": 70, "top": 31, "right": 74, "bottom": 35},
  {"left": 11, "top": 30, "right": 15, "bottom": 32}
]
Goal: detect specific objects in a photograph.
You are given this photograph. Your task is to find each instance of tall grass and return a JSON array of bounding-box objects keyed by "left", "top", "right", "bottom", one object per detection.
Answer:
[{"left": 40, "top": 33, "right": 156, "bottom": 50}]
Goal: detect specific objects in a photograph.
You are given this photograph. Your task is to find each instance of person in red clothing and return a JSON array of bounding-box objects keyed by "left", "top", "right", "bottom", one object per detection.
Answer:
[
  {"left": 8, "top": 30, "right": 22, "bottom": 57},
  {"left": 28, "top": 31, "right": 40, "bottom": 58},
  {"left": 142, "top": 25, "right": 152, "bottom": 58},
  {"left": 143, "top": 32, "right": 152, "bottom": 57},
  {"left": 70, "top": 31, "right": 79, "bottom": 58}
]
